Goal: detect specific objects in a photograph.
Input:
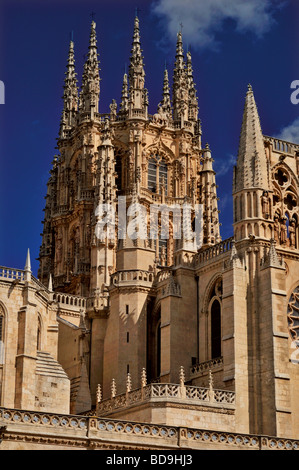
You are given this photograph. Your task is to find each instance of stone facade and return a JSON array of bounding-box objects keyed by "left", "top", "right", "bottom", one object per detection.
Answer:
[{"left": 0, "top": 16, "right": 299, "bottom": 450}]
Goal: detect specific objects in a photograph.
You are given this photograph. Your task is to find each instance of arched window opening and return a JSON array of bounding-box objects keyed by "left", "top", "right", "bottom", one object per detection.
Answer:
[
  {"left": 211, "top": 299, "right": 221, "bottom": 359},
  {"left": 37, "top": 316, "right": 42, "bottom": 351},
  {"left": 147, "top": 154, "right": 168, "bottom": 195},
  {"left": 148, "top": 158, "right": 157, "bottom": 193}
]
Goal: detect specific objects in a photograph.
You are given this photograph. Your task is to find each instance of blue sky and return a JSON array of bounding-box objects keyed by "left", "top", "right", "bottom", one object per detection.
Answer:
[{"left": 0, "top": 0, "right": 298, "bottom": 276}]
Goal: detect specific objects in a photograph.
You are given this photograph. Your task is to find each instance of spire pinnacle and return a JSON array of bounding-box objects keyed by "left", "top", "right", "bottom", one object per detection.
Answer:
[
  {"left": 24, "top": 248, "right": 32, "bottom": 282},
  {"left": 186, "top": 50, "right": 198, "bottom": 121},
  {"left": 235, "top": 84, "right": 268, "bottom": 191},
  {"left": 79, "top": 21, "right": 100, "bottom": 114},
  {"left": 172, "top": 30, "right": 188, "bottom": 122},
  {"left": 24, "top": 248, "right": 31, "bottom": 272},
  {"left": 59, "top": 39, "right": 78, "bottom": 138},
  {"left": 158, "top": 67, "right": 171, "bottom": 116},
  {"left": 120, "top": 72, "right": 129, "bottom": 114},
  {"left": 128, "top": 15, "right": 147, "bottom": 118}
]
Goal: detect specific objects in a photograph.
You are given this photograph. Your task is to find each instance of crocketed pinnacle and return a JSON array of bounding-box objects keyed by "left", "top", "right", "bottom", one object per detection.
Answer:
[
  {"left": 120, "top": 72, "right": 129, "bottom": 114},
  {"left": 59, "top": 40, "right": 78, "bottom": 136},
  {"left": 79, "top": 21, "right": 100, "bottom": 113},
  {"left": 172, "top": 31, "right": 188, "bottom": 121},
  {"left": 159, "top": 68, "right": 171, "bottom": 115},
  {"left": 235, "top": 84, "right": 269, "bottom": 191},
  {"left": 186, "top": 50, "right": 198, "bottom": 121},
  {"left": 129, "top": 15, "right": 145, "bottom": 88}
]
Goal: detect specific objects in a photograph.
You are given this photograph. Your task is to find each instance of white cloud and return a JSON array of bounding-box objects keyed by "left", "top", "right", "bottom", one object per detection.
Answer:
[
  {"left": 214, "top": 154, "right": 237, "bottom": 177},
  {"left": 277, "top": 117, "right": 299, "bottom": 144},
  {"left": 152, "top": 0, "right": 284, "bottom": 50}
]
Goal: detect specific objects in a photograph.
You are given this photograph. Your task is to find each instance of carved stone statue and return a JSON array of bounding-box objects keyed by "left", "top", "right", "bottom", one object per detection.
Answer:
[
  {"left": 273, "top": 215, "right": 280, "bottom": 243},
  {"left": 289, "top": 219, "right": 296, "bottom": 248},
  {"left": 280, "top": 217, "right": 287, "bottom": 244},
  {"left": 262, "top": 191, "right": 270, "bottom": 218}
]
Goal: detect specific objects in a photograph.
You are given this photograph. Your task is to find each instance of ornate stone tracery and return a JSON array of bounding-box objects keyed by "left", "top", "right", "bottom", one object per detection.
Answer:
[{"left": 288, "top": 285, "right": 299, "bottom": 344}]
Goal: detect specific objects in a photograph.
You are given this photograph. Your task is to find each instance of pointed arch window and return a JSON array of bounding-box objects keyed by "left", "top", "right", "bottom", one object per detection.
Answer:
[
  {"left": 211, "top": 298, "right": 221, "bottom": 359},
  {"left": 37, "top": 316, "right": 42, "bottom": 351},
  {"left": 148, "top": 154, "right": 168, "bottom": 195}
]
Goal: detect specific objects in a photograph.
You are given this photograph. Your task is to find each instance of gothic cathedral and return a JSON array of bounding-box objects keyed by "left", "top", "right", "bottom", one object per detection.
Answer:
[{"left": 0, "top": 17, "right": 299, "bottom": 450}]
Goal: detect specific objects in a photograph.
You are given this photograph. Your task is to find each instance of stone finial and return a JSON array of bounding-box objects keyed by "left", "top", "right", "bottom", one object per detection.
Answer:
[
  {"left": 208, "top": 369, "right": 215, "bottom": 402},
  {"left": 141, "top": 368, "right": 147, "bottom": 388},
  {"left": 111, "top": 378, "right": 116, "bottom": 398},
  {"left": 261, "top": 238, "right": 285, "bottom": 269},
  {"left": 126, "top": 373, "right": 132, "bottom": 393},
  {"left": 96, "top": 384, "right": 102, "bottom": 404},
  {"left": 179, "top": 366, "right": 185, "bottom": 387},
  {"left": 208, "top": 368, "right": 214, "bottom": 391},
  {"left": 48, "top": 273, "right": 53, "bottom": 292},
  {"left": 24, "top": 248, "right": 32, "bottom": 282},
  {"left": 24, "top": 248, "right": 31, "bottom": 272},
  {"left": 179, "top": 366, "right": 186, "bottom": 399}
]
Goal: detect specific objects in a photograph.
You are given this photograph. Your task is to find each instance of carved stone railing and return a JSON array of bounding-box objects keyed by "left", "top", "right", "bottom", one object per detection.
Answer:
[
  {"left": 0, "top": 267, "right": 25, "bottom": 282},
  {"left": 1, "top": 407, "right": 298, "bottom": 450},
  {"left": 78, "top": 189, "right": 94, "bottom": 201},
  {"left": 264, "top": 135, "right": 299, "bottom": 155},
  {"left": 97, "top": 382, "right": 236, "bottom": 415},
  {"left": 190, "top": 357, "right": 223, "bottom": 378},
  {"left": 53, "top": 292, "right": 86, "bottom": 309},
  {"left": 194, "top": 237, "right": 234, "bottom": 267},
  {"left": 110, "top": 269, "right": 154, "bottom": 287}
]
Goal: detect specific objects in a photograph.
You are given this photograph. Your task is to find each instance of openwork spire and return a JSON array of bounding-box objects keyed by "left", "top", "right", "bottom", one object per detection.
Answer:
[
  {"left": 128, "top": 15, "right": 148, "bottom": 118},
  {"left": 129, "top": 15, "right": 144, "bottom": 84},
  {"left": 235, "top": 84, "right": 268, "bottom": 191},
  {"left": 172, "top": 31, "right": 188, "bottom": 122},
  {"left": 59, "top": 40, "right": 78, "bottom": 138},
  {"left": 79, "top": 21, "right": 100, "bottom": 114}
]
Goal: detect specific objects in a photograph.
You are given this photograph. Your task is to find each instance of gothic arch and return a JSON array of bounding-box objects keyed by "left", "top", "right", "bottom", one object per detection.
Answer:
[
  {"left": 37, "top": 313, "right": 43, "bottom": 351},
  {"left": 209, "top": 295, "right": 222, "bottom": 359},
  {"left": 145, "top": 141, "right": 175, "bottom": 164},
  {"left": 202, "top": 273, "right": 223, "bottom": 316}
]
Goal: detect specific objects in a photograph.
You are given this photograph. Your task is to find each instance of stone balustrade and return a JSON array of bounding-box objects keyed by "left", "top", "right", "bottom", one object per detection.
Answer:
[
  {"left": 1, "top": 406, "right": 298, "bottom": 450},
  {"left": 190, "top": 357, "right": 223, "bottom": 378},
  {"left": 194, "top": 237, "right": 234, "bottom": 267},
  {"left": 96, "top": 382, "right": 236, "bottom": 415},
  {"left": 53, "top": 292, "right": 86, "bottom": 309},
  {"left": 264, "top": 135, "right": 299, "bottom": 155},
  {"left": 0, "top": 267, "right": 25, "bottom": 282},
  {"left": 110, "top": 270, "right": 154, "bottom": 287}
]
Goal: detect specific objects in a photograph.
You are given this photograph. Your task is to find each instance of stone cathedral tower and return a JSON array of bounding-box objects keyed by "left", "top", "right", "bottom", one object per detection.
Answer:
[
  {"left": 38, "top": 17, "right": 222, "bottom": 402},
  {"left": 1, "top": 15, "right": 298, "bottom": 449}
]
